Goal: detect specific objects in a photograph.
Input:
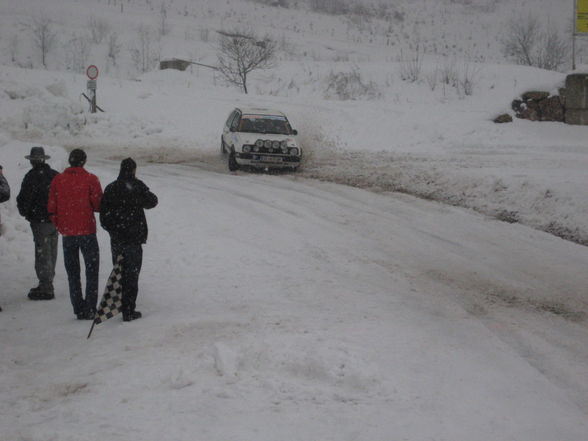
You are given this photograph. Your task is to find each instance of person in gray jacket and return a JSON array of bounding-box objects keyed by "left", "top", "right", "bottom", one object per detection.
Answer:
[
  {"left": 0, "top": 165, "right": 9, "bottom": 206},
  {"left": 17, "top": 147, "right": 59, "bottom": 300},
  {"left": 0, "top": 163, "right": 10, "bottom": 311}
]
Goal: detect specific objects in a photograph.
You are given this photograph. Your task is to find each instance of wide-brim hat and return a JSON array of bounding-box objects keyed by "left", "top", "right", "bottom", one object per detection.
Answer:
[{"left": 25, "top": 146, "right": 50, "bottom": 160}]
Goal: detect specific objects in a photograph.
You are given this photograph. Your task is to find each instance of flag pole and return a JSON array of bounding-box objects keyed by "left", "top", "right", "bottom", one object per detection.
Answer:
[
  {"left": 87, "top": 320, "right": 96, "bottom": 339},
  {"left": 86, "top": 255, "right": 125, "bottom": 339}
]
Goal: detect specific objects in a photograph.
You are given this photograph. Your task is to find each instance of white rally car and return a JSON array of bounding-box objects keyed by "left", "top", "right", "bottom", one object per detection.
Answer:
[{"left": 221, "top": 107, "right": 302, "bottom": 171}]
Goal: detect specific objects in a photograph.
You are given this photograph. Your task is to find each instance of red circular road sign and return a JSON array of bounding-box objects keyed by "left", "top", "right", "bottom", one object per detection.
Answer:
[{"left": 86, "top": 65, "right": 99, "bottom": 80}]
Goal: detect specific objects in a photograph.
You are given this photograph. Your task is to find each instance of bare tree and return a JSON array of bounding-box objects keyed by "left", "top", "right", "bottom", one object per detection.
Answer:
[
  {"left": 65, "top": 33, "right": 92, "bottom": 73},
  {"left": 159, "top": 2, "right": 169, "bottom": 37},
  {"left": 216, "top": 29, "right": 277, "bottom": 94},
  {"left": 129, "top": 24, "right": 159, "bottom": 73},
  {"left": 107, "top": 32, "right": 121, "bottom": 66},
  {"left": 536, "top": 25, "right": 570, "bottom": 71},
  {"left": 88, "top": 16, "right": 110, "bottom": 44},
  {"left": 501, "top": 14, "right": 570, "bottom": 71},
  {"left": 9, "top": 34, "right": 19, "bottom": 64},
  {"left": 29, "top": 13, "right": 57, "bottom": 68},
  {"left": 501, "top": 14, "right": 539, "bottom": 67}
]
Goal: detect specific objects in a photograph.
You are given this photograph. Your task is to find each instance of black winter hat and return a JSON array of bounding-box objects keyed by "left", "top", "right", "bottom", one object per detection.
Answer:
[
  {"left": 25, "top": 146, "right": 51, "bottom": 161},
  {"left": 69, "top": 149, "right": 87, "bottom": 167},
  {"left": 119, "top": 157, "right": 137, "bottom": 178}
]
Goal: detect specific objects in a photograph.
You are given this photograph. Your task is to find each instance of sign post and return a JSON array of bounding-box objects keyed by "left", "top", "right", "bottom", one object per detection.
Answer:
[
  {"left": 574, "top": 0, "right": 588, "bottom": 70},
  {"left": 86, "top": 65, "right": 99, "bottom": 113},
  {"left": 576, "top": 0, "right": 588, "bottom": 33}
]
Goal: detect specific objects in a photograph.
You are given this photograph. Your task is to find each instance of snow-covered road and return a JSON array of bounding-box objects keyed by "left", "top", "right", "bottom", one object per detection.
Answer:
[{"left": 2, "top": 162, "right": 587, "bottom": 441}]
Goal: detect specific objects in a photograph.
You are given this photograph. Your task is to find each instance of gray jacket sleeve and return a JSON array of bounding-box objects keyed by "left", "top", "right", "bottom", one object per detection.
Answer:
[{"left": 0, "top": 170, "right": 10, "bottom": 203}]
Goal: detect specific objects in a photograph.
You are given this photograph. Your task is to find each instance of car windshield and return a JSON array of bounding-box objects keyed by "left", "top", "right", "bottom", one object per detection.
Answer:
[{"left": 238, "top": 115, "right": 292, "bottom": 135}]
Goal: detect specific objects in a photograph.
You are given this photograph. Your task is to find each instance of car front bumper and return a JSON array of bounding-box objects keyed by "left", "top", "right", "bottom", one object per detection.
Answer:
[{"left": 235, "top": 152, "right": 301, "bottom": 169}]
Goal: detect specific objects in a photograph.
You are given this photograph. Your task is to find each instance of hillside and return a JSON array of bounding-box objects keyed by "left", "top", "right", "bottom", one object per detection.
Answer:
[{"left": 0, "top": 0, "right": 579, "bottom": 78}]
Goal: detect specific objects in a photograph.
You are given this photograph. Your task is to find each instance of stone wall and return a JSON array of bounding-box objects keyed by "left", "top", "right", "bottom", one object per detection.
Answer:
[
  {"left": 563, "top": 73, "right": 588, "bottom": 125},
  {"left": 503, "top": 73, "right": 588, "bottom": 125},
  {"left": 511, "top": 91, "right": 565, "bottom": 122}
]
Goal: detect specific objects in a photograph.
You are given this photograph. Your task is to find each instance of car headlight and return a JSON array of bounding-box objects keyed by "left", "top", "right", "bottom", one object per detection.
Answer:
[
  {"left": 272, "top": 141, "right": 280, "bottom": 150},
  {"left": 255, "top": 139, "right": 264, "bottom": 148},
  {"left": 288, "top": 147, "right": 300, "bottom": 156},
  {"left": 264, "top": 140, "right": 272, "bottom": 149},
  {"left": 242, "top": 145, "right": 251, "bottom": 153},
  {"left": 253, "top": 145, "right": 260, "bottom": 152}
]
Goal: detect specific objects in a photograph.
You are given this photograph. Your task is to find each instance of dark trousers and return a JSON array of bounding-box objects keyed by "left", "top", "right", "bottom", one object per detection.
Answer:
[
  {"left": 63, "top": 234, "right": 99, "bottom": 315},
  {"left": 30, "top": 222, "right": 58, "bottom": 292},
  {"left": 111, "top": 243, "right": 143, "bottom": 314}
]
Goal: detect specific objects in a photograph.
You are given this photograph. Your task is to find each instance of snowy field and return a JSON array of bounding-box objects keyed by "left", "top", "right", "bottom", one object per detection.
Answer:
[
  {"left": 0, "top": 0, "right": 588, "bottom": 440},
  {"left": 2, "top": 162, "right": 588, "bottom": 441}
]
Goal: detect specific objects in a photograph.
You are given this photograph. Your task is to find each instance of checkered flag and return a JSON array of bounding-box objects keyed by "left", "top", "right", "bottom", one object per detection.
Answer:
[{"left": 87, "top": 255, "right": 123, "bottom": 339}]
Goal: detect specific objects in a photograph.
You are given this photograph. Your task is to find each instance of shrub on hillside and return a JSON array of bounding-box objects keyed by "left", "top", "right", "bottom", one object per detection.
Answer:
[
  {"left": 501, "top": 13, "right": 570, "bottom": 71},
  {"left": 248, "top": 0, "right": 292, "bottom": 7},
  {"left": 307, "top": 0, "right": 395, "bottom": 20},
  {"left": 398, "top": 47, "right": 423, "bottom": 83},
  {"left": 308, "top": 0, "right": 350, "bottom": 15},
  {"left": 323, "top": 69, "right": 380, "bottom": 100}
]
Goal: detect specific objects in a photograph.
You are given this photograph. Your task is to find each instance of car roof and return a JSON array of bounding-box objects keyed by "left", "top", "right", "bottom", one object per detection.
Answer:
[{"left": 237, "top": 107, "right": 286, "bottom": 118}]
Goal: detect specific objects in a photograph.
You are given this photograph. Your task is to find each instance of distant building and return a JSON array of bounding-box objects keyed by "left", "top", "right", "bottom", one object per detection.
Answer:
[{"left": 159, "top": 58, "right": 192, "bottom": 71}]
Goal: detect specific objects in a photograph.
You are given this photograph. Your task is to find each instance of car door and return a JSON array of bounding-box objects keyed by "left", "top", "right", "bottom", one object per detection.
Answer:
[{"left": 223, "top": 110, "right": 240, "bottom": 147}]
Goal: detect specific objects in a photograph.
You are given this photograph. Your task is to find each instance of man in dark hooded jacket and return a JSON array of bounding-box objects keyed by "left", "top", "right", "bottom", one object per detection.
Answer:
[
  {"left": 100, "top": 158, "right": 158, "bottom": 321},
  {"left": 17, "top": 147, "right": 59, "bottom": 300}
]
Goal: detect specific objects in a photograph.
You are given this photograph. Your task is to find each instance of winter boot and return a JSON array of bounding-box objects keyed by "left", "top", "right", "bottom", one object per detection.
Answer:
[
  {"left": 28, "top": 289, "right": 55, "bottom": 300},
  {"left": 123, "top": 310, "right": 142, "bottom": 322},
  {"left": 28, "top": 283, "right": 54, "bottom": 300},
  {"left": 77, "top": 308, "right": 95, "bottom": 320},
  {"left": 27, "top": 286, "right": 41, "bottom": 296}
]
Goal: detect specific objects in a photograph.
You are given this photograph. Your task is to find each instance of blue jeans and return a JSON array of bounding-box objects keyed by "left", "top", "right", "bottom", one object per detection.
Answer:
[{"left": 63, "top": 234, "right": 99, "bottom": 315}]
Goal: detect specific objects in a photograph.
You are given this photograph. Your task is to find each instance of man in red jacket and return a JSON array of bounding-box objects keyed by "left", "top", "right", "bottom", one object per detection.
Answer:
[{"left": 48, "top": 149, "right": 103, "bottom": 320}]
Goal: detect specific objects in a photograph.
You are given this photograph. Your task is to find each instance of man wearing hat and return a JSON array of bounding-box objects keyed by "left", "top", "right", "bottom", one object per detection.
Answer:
[
  {"left": 17, "top": 147, "right": 59, "bottom": 300},
  {"left": 48, "top": 149, "right": 103, "bottom": 319}
]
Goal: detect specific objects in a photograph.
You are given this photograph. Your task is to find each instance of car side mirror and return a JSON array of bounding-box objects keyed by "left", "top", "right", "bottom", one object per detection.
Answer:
[{"left": 292, "top": 129, "right": 298, "bottom": 135}]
